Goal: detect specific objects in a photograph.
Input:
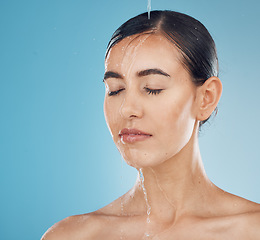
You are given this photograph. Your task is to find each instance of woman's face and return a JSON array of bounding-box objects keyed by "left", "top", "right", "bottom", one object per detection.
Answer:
[{"left": 104, "top": 34, "right": 199, "bottom": 168}]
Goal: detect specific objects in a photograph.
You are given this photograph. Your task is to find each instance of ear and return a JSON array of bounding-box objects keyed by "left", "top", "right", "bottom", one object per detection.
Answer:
[{"left": 196, "top": 76, "right": 222, "bottom": 122}]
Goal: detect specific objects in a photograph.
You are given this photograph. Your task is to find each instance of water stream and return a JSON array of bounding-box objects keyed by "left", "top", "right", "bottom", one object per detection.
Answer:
[
  {"left": 139, "top": 168, "right": 152, "bottom": 238},
  {"left": 147, "top": 0, "right": 151, "bottom": 19}
]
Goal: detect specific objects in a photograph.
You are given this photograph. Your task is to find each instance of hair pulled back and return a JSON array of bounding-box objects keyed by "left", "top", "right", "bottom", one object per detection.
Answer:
[{"left": 106, "top": 10, "right": 219, "bottom": 127}]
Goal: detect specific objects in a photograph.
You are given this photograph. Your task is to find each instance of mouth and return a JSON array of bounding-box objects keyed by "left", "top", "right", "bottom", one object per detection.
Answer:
[{"left": 119, "top": 128, "right": 152, "bottom": 143}]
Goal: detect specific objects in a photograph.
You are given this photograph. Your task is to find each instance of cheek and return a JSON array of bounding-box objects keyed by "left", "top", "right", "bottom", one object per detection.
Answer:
[
  {"left": 154, "top": 96, "right": 195, "bottom": 144},
  {"left": 104, "top": 98, "right": 121, "bottom": 137},
  {"left": 103, "top": 98, "right": 110, "bottom": 124}
]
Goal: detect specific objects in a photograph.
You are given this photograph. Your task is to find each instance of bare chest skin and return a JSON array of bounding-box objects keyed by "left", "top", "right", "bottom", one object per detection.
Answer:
[
  {"left": 77, "top": 184, "right": 260, "bottom": 240},
  {"left": 41, "top": 195, "right": 260, "bottom": 240},
  {"left": 88, "top": 214, "right": 247, "bottom": 240}
]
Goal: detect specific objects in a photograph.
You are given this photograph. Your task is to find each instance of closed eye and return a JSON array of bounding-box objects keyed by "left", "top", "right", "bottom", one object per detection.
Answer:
[
  {"left": 144, "top": 87, "right": 163, "bottom": 95},
  {"left": 108, "top": 88, "right": 125, "bottom": 96}
]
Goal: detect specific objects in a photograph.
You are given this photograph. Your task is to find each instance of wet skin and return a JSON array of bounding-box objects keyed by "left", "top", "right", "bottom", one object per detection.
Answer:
[
  {"left": 103, "top": 33, "right": 199, "bottom": 169},
  {"left": 42, "top": 34, "right": 260, "bottom": 240}
]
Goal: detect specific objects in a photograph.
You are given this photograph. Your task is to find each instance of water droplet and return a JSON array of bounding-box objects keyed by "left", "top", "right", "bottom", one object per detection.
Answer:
[{"left": 120, "top": 229, "right": 124, "bottom": 240}]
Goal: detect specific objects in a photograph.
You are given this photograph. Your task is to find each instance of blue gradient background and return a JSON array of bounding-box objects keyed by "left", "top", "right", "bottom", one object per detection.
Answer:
[{"left": 0, "top": 0, "right": 259, "bottom": 239}]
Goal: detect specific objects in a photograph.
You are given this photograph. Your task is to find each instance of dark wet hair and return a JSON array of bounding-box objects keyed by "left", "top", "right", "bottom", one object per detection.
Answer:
[{"left": 106, "top": 10, "right": 219, "bottom": 127}]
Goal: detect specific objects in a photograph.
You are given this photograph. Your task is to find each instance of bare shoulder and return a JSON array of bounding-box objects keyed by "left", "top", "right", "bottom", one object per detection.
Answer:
[
  {"left": 207, "top": 189, "right": 260, "bottom": 238},
  {"left": 227, "top": 195, "right": 260, "bottom": 238},
  {"left": 241, "top": 204, "right": 260, "bottom": 239},
  {"left": 41, "top": 212, "right": 104, "bottom": 240},
  {"left": 41, "top": 196, "right": 125, "bottom": 240}
]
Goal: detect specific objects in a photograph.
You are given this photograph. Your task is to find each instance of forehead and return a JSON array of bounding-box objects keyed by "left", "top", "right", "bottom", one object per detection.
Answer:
[{"left": 105, "top": 33, "right": 183, "bottom": 71}]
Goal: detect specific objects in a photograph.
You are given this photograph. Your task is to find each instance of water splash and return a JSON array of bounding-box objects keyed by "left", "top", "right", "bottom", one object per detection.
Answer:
[
  {"left": 139, "top": 169, "right": 151, "bottom": 223},
  {"left": 147, "top": 0, "right": 151, "bottom": 19}
]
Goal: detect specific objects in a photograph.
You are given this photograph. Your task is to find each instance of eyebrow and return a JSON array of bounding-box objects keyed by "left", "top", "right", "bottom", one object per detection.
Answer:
[
  {"left": 138, "top": 68, "right": 170, "bottom": 77},
  {"left": 103, "top": 68, "right": 170, "bottom": 81},
  {"left": 103, "top": 71, "right": 123, "bottom": 81}
]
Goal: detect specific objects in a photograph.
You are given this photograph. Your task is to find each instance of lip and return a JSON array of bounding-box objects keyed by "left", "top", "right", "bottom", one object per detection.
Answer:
[{"left": 119, "top": 128, "right": 152, "bottom": 143}]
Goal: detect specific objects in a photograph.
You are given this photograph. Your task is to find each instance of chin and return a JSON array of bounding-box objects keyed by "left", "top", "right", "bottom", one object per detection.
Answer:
[{"left": 121, "top": 151, "right": 167, "bottom": 169}]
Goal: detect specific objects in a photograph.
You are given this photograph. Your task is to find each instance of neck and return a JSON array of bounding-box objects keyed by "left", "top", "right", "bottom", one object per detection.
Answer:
[{"left": 131, "top": 125, "right": 215, "bottom": 224}]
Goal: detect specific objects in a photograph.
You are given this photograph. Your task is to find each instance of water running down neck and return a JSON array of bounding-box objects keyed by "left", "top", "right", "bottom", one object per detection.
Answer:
[
  {"left": 139, "top": 168, "right": 152, "bottom": 238},
  {"left": 139, "top": 168, "right": 151, "bottom": 222}
]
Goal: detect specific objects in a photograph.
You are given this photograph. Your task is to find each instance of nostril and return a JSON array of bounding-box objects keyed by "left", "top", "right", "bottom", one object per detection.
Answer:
[
  {"left": 119, "top": 94, "right": 143, "bottom": 119},
  {"left": 120, "top": 104, "right": 142, "bottom": 119}
]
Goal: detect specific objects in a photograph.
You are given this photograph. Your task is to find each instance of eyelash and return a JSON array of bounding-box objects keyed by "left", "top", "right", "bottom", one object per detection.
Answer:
[
  {"left": 108, "top": 88, "right": 163, "bottom": 96},
  {"left": 144, "top": 87, "right": 163, "bottom": 95},
  {"left": 108, "top": 88, "right": 125, "bottom": 96}
]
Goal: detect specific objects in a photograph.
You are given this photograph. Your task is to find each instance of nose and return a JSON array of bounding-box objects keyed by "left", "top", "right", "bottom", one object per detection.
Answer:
[{"left": 120, "top": 91, "right": 143, "bottom": 119}]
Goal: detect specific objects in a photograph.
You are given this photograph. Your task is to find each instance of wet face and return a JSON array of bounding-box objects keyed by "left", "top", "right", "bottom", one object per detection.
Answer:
[{"left": 104, "top": 34, "right": 199, "bottom": 168}]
